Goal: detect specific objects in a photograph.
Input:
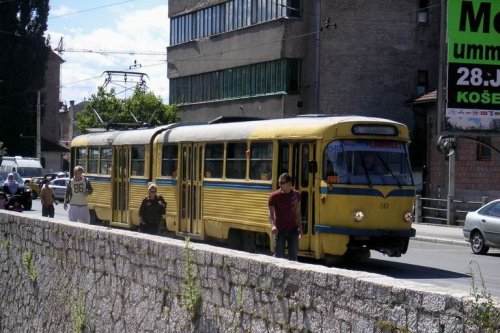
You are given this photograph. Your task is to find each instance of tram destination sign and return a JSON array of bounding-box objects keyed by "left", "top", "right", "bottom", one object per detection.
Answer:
[{"left": 445, "top": 0, "right": 500, "bottom": 133}]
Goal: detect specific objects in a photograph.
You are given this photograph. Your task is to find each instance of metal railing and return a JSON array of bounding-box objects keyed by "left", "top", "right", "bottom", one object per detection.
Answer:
[{"left": 414, "top": 195, "right": 489, "bottom": 225}]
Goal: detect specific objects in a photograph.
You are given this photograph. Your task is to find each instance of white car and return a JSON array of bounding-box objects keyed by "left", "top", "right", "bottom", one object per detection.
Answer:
[
  {"left": 463, "top": 199, "right": 500, "bottom": 254},
  {"left": 50, "top": 177, "right": 70, "bottom": 201}
]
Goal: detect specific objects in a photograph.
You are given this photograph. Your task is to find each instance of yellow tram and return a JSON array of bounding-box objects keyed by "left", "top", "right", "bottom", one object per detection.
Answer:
[{"left": 70, "top": 115, "right": 416, "bottom": 260}]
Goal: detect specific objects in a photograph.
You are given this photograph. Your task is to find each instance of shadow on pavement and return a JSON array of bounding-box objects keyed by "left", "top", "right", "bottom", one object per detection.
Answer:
[{"left": 337, "top": 258, "right": 470, "bottom": 280}]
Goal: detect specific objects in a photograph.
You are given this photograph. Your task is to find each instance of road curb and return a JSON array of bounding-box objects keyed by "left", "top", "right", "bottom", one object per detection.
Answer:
[{"left": 412, "top": 236, "right": 469, "bottom": 247}]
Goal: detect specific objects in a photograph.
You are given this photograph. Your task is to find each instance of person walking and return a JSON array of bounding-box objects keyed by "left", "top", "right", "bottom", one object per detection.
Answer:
[
  {"left": 63, "top": 166, "right": 93, "bottom": 223},
  {"left": 138, "top": 183, "right": 167, "bottom": 235},
  {"left": 268, "top": 173, "right": 302, "bottom": 261},
  {"left": 40, "top": 178, "right": 57, "bottom": 218}
]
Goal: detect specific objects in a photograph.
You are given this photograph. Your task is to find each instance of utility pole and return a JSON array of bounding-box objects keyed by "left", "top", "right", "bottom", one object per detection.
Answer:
[
  {"left": 314, "top": 0, "right": 321, "bottom": 114},
  {"left": 36, "top": 91, "right": 41, "bottom": 159}
]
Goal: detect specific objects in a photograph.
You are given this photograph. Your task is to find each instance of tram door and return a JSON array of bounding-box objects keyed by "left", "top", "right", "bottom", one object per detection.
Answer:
[
  {"left": 278, "top": 142, "right": 315, "bottom": 252},
  {"left": 178, "top": 143, "right": 203, "bottom": 235},
  {"left": 112, "top": 146, "right": 130, "bottom": 225}
]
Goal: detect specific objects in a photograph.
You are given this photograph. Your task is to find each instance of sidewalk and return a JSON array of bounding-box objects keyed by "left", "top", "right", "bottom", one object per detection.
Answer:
[{"left": 412, "top": 222, "right": 468, "bottom": 247}]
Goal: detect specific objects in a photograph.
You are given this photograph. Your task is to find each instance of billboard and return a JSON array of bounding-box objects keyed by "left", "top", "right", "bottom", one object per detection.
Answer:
[{"left": 445, "top": 0, "right": 500, "bottom": 133}]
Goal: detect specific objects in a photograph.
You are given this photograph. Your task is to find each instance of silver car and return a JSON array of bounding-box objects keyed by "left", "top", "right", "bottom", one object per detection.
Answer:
[
  {"left": 463, "top": 199, "right": 500, "bottom": 254},
  {"left": 50, "top": 177, "right": 70, "bottom": 201}
]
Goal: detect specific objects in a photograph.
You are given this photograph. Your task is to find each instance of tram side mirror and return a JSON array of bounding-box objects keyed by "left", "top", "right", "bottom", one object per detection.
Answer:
[{"left": 308, "top": 160, "right": 318, "bottom": 173}]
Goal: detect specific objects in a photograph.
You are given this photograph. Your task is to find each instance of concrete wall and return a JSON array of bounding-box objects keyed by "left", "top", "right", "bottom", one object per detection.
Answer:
[{"left": 0, "top": 211, "right": 493, "bottom": 332}]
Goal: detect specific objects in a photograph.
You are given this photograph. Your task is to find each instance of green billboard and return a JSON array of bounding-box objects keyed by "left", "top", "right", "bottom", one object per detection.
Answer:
[{"left": 445, "top": 0, "right": 500, "bottom": 133}]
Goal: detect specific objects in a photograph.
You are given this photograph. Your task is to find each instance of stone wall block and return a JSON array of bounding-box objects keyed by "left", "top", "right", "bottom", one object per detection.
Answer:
[
  {"left": 421, "top": 291, "right": 448, "bottom": 312},
  {"left": 416, "top": 312, "right": 443, "bottom": 333},
  {"left": 0, "top": 212, "right": 497, "bottom": 332}
]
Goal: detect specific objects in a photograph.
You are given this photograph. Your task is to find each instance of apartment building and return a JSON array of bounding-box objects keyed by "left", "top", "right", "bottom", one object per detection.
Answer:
[{"left": 167, "top": 0, "right": 440, "bottom": 129}]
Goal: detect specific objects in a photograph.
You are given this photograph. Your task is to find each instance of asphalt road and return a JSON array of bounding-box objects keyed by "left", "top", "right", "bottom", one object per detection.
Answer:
[{"left": 21, "top": 199, "right": 500, "bottom": 298}]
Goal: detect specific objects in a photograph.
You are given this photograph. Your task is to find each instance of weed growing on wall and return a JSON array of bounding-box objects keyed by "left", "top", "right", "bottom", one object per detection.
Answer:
[
  {"left": 376, "top": 320, "right": 412, "bottom": 333},
  {"left": 468, "top": 261, "right": 500, "bottom": 333},
  {"left": 180, "top": 238, "right": 202, "bottom": 321},
  {"left": 22, "top": 251, "right": 37, "bottom": 283},
  {"left": 232, "top": 284, "right": 244, "bottom": 332},
  {"left": 70, "top": 289, "right": 86, "bottom": 333}
]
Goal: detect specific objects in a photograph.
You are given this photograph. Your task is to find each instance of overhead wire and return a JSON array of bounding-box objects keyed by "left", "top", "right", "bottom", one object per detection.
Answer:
[{"left": 1, "top": 1, "right": 442, "bottom": 100}]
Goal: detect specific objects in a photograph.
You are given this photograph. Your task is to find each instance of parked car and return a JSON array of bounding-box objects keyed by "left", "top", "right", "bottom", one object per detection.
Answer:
[
  {"left": 0, "top": 171, "right": 33, "bottom": 210},
  {"left": 463, "top": 199, "right": 500, "bottom": 254},
  {"left": 50, "top": 177, "right": 70, "bottom": 201},
  {"left": 30, "top": 176, "right": 44, "bottom": 199}
]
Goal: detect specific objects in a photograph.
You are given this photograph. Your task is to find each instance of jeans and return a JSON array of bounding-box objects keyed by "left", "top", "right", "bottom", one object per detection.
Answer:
[
  {"left": 42, "top": 205, "right": 55, "bottom": 218},
  {"left": 274, "top": 228, "right": 299, "bottom": 261}
]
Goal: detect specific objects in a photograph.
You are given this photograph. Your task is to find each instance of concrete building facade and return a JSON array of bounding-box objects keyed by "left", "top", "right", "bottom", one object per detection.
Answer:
[
  {"left": 167, "top": 0, "right": 440, "bottom": 129},
  {"left": 40, "top": 50, "right": 69, "bottom": 172}
]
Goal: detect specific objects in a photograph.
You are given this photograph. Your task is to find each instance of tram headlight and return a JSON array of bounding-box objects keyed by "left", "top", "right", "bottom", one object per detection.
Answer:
[
  {"left": 353, "top": 211, "right": 364, "bottom": 222},
  {"left": 404, "top": 211, "right": 413, "bottom": 223}
]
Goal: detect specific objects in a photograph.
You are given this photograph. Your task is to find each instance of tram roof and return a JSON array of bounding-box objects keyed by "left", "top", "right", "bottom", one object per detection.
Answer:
[
  {"left": 160, "top": 115, "right": 404, "bottom": 143},
  {"left": 71, "top": 125, "right": 173, "bottom": 146}
]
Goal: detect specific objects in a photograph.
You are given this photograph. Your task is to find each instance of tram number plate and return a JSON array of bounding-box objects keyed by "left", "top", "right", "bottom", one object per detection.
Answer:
[{"left": 379, "top": 203, "right": 389, "bottom": 209}]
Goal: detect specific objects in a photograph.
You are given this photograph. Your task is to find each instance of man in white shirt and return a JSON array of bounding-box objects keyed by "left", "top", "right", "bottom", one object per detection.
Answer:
[{"left": 63, "top": 165, "right": 93, "bottom": 223}]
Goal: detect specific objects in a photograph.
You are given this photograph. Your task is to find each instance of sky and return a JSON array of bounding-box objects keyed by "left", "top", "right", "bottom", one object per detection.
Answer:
[{"left": 47, "top": 0, "right": 169, "bottom": 105}]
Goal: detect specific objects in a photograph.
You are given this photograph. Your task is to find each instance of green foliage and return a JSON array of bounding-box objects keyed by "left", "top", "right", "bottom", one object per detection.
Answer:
[
  {"left": 180, "top": 238, "right": 202, "bottom": 321},
  {"left": 70, "top": 289, "right": 87, "bottom": 333},
  {"left": 377, "top": 320, "right": 412, "bottom": 333},
  {"left": 469, "top": 261, "right": 500, "bottom": 333},
  {"left": 22, "top": 251, "right": 37, "bottom": 283},
  {"left": 77, "top": 86, "right": 180, "bottom": 133},
  {"left": 0, "top": 141, "right": 7, "bottom": 158},
  {"left": 0, "top": 0, "right": 50, "bottom": 156}
]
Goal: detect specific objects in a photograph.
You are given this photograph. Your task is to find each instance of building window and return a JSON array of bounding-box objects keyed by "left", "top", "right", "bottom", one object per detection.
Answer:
[
  {"left": 170, "top": 59, "right": 301, "bottom": 105},
  {"left": 477, "top": 137, "right": 492, "bottom": 161},
  {"left": 170, "top": 0, "right": 301, "bottom": 45},
  {"left": 417, "top": 70, "right": 428, "bottom": 95},
  {"left": 418, "top": 0, "right": 429, "bottom": 23}
]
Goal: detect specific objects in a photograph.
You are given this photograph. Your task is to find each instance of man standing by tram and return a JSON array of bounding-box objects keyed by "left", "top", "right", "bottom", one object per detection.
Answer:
[
  {"left": 64, "top": 166, "right": 93, "bottom": 223},
  {"left": 268, "top": 173, "right": 302, "bottom": 261}
]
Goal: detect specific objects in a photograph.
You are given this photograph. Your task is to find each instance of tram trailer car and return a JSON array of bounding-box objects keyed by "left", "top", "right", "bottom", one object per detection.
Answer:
[{"left": 70, "top": 115, "right": 416, "bottom": 262}]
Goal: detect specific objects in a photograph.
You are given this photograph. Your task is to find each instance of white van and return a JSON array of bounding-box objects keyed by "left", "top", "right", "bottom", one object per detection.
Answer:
[{"left": 0, "top": 156, "right": 44, "bottom": 181}]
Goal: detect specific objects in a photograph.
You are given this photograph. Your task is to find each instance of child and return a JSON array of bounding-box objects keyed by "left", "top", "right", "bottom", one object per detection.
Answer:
[{"left": 40, "top": 179, "right": 57, "bottom": 217}]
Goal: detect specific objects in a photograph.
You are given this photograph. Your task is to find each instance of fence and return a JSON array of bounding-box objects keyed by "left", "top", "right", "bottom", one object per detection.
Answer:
[{"left": 414, "top": 195, "right": 489, "bottom": 225}]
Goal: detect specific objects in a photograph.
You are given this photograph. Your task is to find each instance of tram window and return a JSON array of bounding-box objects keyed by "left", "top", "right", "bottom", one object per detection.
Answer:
[
  {"left": 278, "top": 143, "right": 289, "bottom": 175},
  {"left": 250, "top": 142, "right": 272, "bottom": 180},
  {"left": 131, "top": 146, "right": 145, "bottom": 176},
  {"left": 301, "top": 145, "right": 309, "bottom": 187},
  {"left": 205, "top": 143, "right": 223, "bottom": 178},
  {"left": 323, "top": 140, "right": 413, "bottom": 186},
  {"left": 76, "top": 148, "right": 88, "bottom": 170},
  {"left": 100, "top": 147, "right": 112, "bottom": 175},
  {"left": 226, "top": 142, "right": 247, "bottom": 179},
  {"left": 88, "top": 148, "right": 99, "bottom": 174},
  {"left": 161, "top": 144, "right": 178, "bottom": 177}
]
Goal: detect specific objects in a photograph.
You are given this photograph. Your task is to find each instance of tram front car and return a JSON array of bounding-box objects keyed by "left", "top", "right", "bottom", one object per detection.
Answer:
[{"left": 315, "top": 121, "right": 415, "bottom": 260}]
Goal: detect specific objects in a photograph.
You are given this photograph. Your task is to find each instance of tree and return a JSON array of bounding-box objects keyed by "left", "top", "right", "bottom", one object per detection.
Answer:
[
  {"left": 0, "top": 141, "right": 7, "bottom": 159},
  {"left": 0, "top": 0, "right": 50, "bottom": 156},
  {"left": 76, "top": 86, "right": 179, "bottom": 133}
]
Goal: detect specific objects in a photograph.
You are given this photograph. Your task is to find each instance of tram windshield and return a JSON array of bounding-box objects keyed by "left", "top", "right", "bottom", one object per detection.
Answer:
[{"left": 323, "top": 140, "right": 413, "bottom": 186}]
